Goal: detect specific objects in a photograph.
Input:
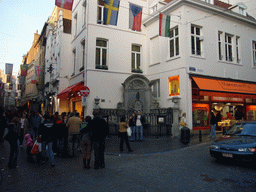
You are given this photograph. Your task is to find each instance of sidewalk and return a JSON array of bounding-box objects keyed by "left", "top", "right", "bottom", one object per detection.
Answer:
[{"left": 105, "top": 132, "right": 222, "bottom": 155}]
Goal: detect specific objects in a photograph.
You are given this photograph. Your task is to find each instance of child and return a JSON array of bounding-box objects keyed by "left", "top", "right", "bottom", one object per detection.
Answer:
[{"left": 24, "top": 134, "right": 34, "bottom": 163}]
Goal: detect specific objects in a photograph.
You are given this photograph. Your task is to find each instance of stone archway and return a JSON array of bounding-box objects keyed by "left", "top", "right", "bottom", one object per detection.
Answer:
[{"left": 118, "top": 74, "right": 158, "bottom": 113}]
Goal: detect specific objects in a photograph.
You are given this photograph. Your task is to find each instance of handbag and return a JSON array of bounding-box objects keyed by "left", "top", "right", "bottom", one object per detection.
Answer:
[
  {"left": 31, "top": 140, "right": 39, "bottom": 154},
  {"left": 127, "top": 127, "right": 132, "bottom": 137}
]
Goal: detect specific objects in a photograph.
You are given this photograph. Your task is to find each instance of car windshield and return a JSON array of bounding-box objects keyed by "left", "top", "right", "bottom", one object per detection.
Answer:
[{"left": 227, "top": 123, "right": 256, "bottom": 136}]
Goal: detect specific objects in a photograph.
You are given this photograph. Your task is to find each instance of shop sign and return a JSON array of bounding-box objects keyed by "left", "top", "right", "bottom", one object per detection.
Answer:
[
  {"left": 80, "top": 86, "right": 90, "bottom": 97},
  {"left": 218, "top": 80, "right": 255, "bottom": 93}
]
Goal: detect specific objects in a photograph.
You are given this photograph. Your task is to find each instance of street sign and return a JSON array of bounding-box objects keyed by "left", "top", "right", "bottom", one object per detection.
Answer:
[
  {"left": 80, "top": 86, "right": 90, "bottom": 97},
  {"left": 82, "top": 96, "right": 86, "bottom": 106}
]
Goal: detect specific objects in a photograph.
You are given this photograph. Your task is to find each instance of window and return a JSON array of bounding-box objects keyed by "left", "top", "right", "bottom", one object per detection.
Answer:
[
  {"left": 169, "top": 27, "right": 179, "bottom": 58},
  {"left": 225, "top": 33, "right": 233, "bottom": 62},
  {"left": 80, "top": 40, "right": 85, "bottom": 71},
  {"left": 72, "top": 49, "right": 76, "bottom": 76},
  {"left": 218, "top": 31, "right": 223, "bottom": 60},
  {"left": 151, "top": 80, "right": 160, "bottom": 98},
  {"left": 95, "top": 39, "right": 108, "bottom": 69},
  {"left": 97, "top": 0, "right": 104, "bottom": 24},
  {"left": 83, "top": 1, "right": 87, "bottom": 25},
  {"left": 131, "top": 44, "right": 142, "bottom": 73},
  {"left": 253, "top": 41, "right": 256, "bottom": 67},
  {"left": 191, "top": 25, "right": 202, "bottom": 56},
  {"left": 236, "top": 36, "right": 240, "bottom": 63},
  {"left": 74, "top": 14, "right": 78, "bottom": 36}
]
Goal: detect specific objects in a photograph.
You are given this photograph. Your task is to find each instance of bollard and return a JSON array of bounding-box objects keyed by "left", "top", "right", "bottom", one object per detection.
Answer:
[{"left": 199, "top": 130, "right": 202, "bottom": 142}]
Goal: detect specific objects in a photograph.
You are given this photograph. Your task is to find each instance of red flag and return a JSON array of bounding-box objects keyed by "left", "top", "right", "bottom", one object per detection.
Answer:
[
  {"left": 55, "top": 0, "right": 74, "bottom": 11},
  {"left": 20, "top": 65, "right": 28, "bottom": 76},
  {"left": 35, "top": 65, "right": 42, "bottom": 76},
  {"left": 31, "top": 76, "right": 37, "bottom": 84}
]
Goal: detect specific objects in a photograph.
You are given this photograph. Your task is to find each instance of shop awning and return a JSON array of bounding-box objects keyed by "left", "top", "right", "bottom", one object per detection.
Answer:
[
  {"left": 192, "top": 77, "right": 256, "bottom": 99},
  {"left": 57, "top": 81, "right": 84, "bottom": 99}
]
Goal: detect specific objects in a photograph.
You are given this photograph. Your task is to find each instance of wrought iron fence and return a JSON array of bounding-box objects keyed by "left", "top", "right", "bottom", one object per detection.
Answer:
[{"left": 98, "top": 108, "right": 173, "bottom": 138}]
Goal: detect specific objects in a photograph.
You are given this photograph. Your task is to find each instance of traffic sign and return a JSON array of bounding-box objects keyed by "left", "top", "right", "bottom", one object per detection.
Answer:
[{"left": 80, "top": 86, "right": 90, "bottom": 97}]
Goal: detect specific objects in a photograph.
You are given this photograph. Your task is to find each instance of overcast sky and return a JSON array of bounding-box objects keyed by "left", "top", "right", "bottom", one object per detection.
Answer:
[{"left": 0, "top": 0, "right": 255, "bottom": 76}]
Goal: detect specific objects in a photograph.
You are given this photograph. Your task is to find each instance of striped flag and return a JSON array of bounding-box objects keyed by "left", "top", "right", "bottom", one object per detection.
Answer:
[
  {"left": 20, "top": 64, "right": 28, "bottom": 76},
  {"left": 55, "top": 0, "right": 74, "bottom": 11},
  {"left": 129, "top": 4, "right": 142, "bottom": 31},
  {"left": 31, "top": 76, "right": 37, "bottom": 84},
  {"left": 159, "top": 13, "right": 171, "bottom": 37}
]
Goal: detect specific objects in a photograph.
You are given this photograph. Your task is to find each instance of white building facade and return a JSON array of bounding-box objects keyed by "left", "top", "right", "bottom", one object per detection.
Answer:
[{"left": 57, "top": 0, "right": 256, "bottom": 136}]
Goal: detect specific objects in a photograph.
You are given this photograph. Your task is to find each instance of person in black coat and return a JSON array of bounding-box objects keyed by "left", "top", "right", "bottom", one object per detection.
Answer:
[
  {"left": 87, "top": 110, "right": 109, "bottom": 169},
  {"left": 0, "top": 109, "right": 8, "bottom": 146},
  {"left": 209, "top": 111, "right": 217, "bottom": 139}
]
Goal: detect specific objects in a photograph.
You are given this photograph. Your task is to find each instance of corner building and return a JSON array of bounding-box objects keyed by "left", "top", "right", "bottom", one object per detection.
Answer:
[{"left": 57, "top": 0, "right": 256, "bottom": 137}]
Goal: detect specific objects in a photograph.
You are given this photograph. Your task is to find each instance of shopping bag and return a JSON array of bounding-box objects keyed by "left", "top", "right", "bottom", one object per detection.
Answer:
[
  {"left": 127, "top": 127, "right": 132, "bottom": 137},
  {"left": 31, "top": 141, "right": 39, "bottom": 154}
]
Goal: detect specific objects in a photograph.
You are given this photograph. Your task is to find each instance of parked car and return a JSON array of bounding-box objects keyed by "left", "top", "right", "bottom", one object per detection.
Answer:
[{"left": 210, "top": 121, "right": 256, "bottom": 162}]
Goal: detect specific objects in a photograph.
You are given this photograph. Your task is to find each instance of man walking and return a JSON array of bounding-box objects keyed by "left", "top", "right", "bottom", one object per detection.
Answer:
[
  {"left": 66, "top": 112, "right": 81, "bottom": 157},
  {"left": 87, "top": 110, "right": 109, "bottom": 169},
  {"left": 135, "top": 110, "right": 146, "bottom": 141}
]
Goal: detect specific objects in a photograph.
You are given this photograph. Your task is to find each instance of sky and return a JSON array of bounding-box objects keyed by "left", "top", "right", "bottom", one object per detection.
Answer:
[{"left": 0, "top": 0, "right": 255, "bottom": 76}]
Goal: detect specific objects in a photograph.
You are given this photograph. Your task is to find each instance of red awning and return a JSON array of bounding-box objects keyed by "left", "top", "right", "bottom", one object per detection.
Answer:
[{"left": 57, "top": 81, "right": 84, "bottom": 98}]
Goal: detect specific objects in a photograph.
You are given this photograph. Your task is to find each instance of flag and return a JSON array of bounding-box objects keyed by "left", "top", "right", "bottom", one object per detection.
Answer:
[
  {"left": 19, "top": 76, "right": 25, "bottom": 85},
  {"left": 55, "top": 0, "right": 74, "bottom": 11},
  {"left": 20, "top": 64, "right": 28, "bottom": 76},
  {"left": 159, "top": 13, "right": 170, "bottom": 37},
  {"left": 31, "top": 76, "right": 37, "bottom": 84},
  {"left": 5, "top": 63, "right": 13, "bottom": 75},
  {"left": 103, "top": 0, "right": 120, "bottom": 25},
  {"left": 35, "top": 65, "right": 42, "bottom": 76},
  {"left": 129, "top": 4, "right": 142, "bottom": 31}
]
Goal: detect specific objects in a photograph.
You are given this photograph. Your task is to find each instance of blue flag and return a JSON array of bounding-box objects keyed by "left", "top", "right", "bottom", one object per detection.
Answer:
[{"left": 103, "top": 0, "right": 120, "bottom": 25}]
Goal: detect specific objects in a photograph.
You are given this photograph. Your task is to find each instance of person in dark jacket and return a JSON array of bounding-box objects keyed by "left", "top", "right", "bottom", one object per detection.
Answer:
[
  {"left": 38, "top": 114, "right": 55, "bottom": 167},
  {"left": 0, "top": 108, "right": 8, "bottom": 148},
  {"left": 87, "top": 110, "right": 109, "bottom": 169},
  {"left": 80, "top": 116, "right": 92, "bottom": 169},
  {"left": 135, "top": 110, "right": 146, "bottom": 141},
  {"left": 129, "top": 113, "right": 136, "bottom": 141},
  {"left": 209, "top": 111, "right": 217, "bottom": 139},
  {"left": 4, "top": 116, "right": 20, "bottom": 169}
]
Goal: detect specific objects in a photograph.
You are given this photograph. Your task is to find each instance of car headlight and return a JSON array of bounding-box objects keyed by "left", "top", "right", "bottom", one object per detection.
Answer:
[
  {"left": 210, "top": 145, "right": 219, "bottom": 149},
  {"left": 238, "top": 148, "right": 256, "bottom": 152}
]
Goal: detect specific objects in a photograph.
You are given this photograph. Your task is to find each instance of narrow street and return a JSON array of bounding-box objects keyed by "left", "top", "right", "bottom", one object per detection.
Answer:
[{"left": 1, "top": 137, "right": 255, "bottom": 192}]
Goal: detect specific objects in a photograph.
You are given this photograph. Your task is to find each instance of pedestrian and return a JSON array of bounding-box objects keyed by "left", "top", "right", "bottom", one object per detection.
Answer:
[
  {"left": 4, "top": 115, "right": 20, "bottom": 169},
  {"left": 87, "top": 110, "right": 109, "bottom": 169},
  {"left": 210, "top": 111, "right": 217, "bottom": 139},
  {"left": 61, "top": 112, "right": 69, "bottom": 157},
  {"left": 24, "top": 133, "right": 34, "bottom": 163},
  {"left": 19, "top": 113, "right": 29, "bottom": 147},
  {"left": 129, "top": 113, "right": 136, "bottom": 141},
  {"left": 38, "top": 114, "right": 55, "bottom": 167},
  {"left": 80, "top": 115, "right": 92, "bottom": 169},
  {"left": 119, "top": 116, "right": 133, "bottom": 153},
  {"left": 135, "top": 110, "right": 146, "bottom": 141},
  {"left": 0, "top": 108, "right": 8, "bottom": 149},
  {"left": 52, "top": 112, "right": 61, "bottom": 155},
  {"left": 179, "top": 113, "right": 187, "bottom": 130},
  {"left": 66, "top": 112, "right": 81, "bottom": 157},
  {"left": 33, "top": 112, "right": 42, "bottom": 138}
]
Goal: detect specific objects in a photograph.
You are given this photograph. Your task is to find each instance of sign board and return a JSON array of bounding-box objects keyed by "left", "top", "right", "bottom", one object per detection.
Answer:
[
  {"left": 82, "top": 96, "right": 87, "bottom": 106},
  {"left": 80, "top": 86, "right": 90, "bottom": 97}
]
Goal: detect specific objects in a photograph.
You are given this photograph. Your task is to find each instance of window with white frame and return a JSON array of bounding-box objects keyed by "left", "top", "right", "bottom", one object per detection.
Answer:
[
  {"left": 169, "top": 26, "right": 179, "bottom": 58},
  {"left": 81, "top": 40, "right": 85, "bottom": 71},
  {"left": 73, "top": 14, "right": 78, "bottom": 36},
  {"left": 151, "top": 80, "right": 160, "bottom": 98},
  {"left": 131, "top": 44, "right": 142, "bottom": 73},
  {"left": 253, "top": 41, "right": 256, "bottom": 67},
  {"left": 191, "top": 25, "right": 202, "bottom": 56},
  {"left": 95, "top": 38, "right": 108, "bottom": 69},
  {"left": 97, "top": 0, "right": 104, "bottom": 24},
  {"left": 218, "top": 31, "right": 223, "bottom": 60},
  {"left": 72, "top": 49, "right": 76, "bottom": 76},
  {"left": 83, "top": 1, "right": 87, "bottom": 26},
  {"left": 236, "top": 36, "right": 240, "bottom": 63},
  {"left": 225, "top": 33, "right": 233, "bottom": 62}
]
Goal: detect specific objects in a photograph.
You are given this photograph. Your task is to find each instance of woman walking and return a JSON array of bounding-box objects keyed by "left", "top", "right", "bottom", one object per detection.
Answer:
[{"left": 119, "top": 116, "right": 133, "bottom": 153}]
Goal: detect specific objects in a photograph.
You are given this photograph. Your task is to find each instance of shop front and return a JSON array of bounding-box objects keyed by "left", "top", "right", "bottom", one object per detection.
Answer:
[{"left": 191, "top": 75, "right": 256, "bottom": 131}]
